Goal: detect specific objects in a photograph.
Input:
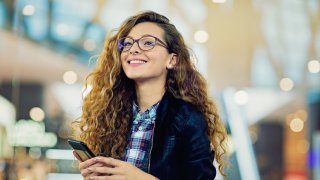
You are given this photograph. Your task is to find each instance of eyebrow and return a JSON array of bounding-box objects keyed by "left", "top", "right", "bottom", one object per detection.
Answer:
[
  {"left": 126, "top": 34, "right": 163, "bottom": 40},
  {"left": 123, "top": 34, "right": 168, "bottom": 48}
]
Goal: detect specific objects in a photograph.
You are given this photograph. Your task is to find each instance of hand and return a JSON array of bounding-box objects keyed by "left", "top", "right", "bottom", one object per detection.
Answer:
[
  {"left": 85, "top": 156, "right": 157, "bottom": 180},
  {"left": 73, "top": 151, "right": 105, "bottom": 179}
]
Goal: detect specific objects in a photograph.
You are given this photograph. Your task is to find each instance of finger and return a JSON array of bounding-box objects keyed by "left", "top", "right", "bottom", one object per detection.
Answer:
[
  {"left": 94, "top": 157, "right": 123, "bottom": 167},
  {"left": 79, "top": 158, "right": 99, "bottom": 170},
  {"left": 81, "top": 169, "right": 93, "bottom": 178},
  {"left": 89, "top": 175, "right": 123, "bottom": 180},
  {"left": 91, "top": 162, "right": 105, "bottom": 167},
  {"left": 88, "top": 166, "right": 121, "bottom": 175},
  {"left": 81, "top": 162, "right": 107, "bottom": 177},
  {"left": 79, "top": 161, "right": 102, "bottom": 177},
  {"left": 83, "top": 172, "right": 103, "bottom": 179}
]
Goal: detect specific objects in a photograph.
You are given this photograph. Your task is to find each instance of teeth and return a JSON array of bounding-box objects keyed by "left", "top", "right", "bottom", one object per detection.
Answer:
[{"left": 129, "top": 60, "right": 146, "bottom": 64}]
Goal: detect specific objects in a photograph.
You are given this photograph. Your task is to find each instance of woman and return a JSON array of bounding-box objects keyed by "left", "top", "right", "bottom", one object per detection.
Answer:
[{"left": 73, "top": 11, "right": 228, "bottom": 180}]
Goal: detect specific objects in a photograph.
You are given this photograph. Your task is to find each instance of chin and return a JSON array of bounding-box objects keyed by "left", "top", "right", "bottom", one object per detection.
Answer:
[
  {"left": 125, "top": 74, "right": 143, "bottom": 80},
  {"left": 129, "top": 77, "right": 145, "bottom": 81},
  {"left": 124, "top": 71, "right": 146, "bottom": 80}
]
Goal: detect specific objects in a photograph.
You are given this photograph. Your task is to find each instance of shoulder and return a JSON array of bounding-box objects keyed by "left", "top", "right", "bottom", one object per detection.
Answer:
[
  {"left": 168, "top": 97, "right": 208, "bottom": 132},
  {"left": 171, "top": 98, "right": 201, "bottom": 118},
  {"left": 156, "top": 91, "right": 208, "bottom": 132}
]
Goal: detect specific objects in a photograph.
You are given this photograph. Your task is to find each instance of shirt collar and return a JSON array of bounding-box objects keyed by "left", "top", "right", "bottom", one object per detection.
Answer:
[{"left": 132, "top": 101, "right": 161, "bottom": 116}]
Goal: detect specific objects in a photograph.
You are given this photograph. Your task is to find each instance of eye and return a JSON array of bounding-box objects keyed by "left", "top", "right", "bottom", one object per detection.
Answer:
[
  {"left": 141, "top": 37, "right": 155, "bottom": 47},
  {"left": 144, "top": 40, "right": 155, "bottom": 46},
  {"left": 123, "top": 41, "right": 133, "bottom": 47}
]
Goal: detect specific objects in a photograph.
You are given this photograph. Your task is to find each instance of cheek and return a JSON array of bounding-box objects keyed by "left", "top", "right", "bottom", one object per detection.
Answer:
[
  {"left": 154, "top": 53, "right": 171, "bottom": 67},
  {"left": 120, "top": 53, "right": 127, "bottom": 64}
]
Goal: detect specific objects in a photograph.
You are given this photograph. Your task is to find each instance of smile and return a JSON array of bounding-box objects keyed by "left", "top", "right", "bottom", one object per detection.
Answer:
[{"left": 128, "top": 60, "right": 147, "bottom": 64}]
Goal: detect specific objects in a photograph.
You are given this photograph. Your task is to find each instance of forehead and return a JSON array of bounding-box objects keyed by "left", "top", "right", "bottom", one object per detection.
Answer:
[{"left": 128, "top": 22, "right": 165, "bottom": 39}]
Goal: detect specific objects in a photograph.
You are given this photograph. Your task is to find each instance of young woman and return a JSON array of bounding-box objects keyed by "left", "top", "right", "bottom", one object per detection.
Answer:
[{"left": 73, "top": 11, "right": 228, "bottom": 180}]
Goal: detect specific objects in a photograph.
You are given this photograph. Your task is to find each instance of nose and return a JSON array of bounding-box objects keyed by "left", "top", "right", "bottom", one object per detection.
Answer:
[{"left": 129, "top": 41, "right": 141, "bottom": 54}]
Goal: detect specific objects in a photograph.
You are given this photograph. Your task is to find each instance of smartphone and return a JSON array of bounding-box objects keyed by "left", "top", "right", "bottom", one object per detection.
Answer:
[{"left": 67, "top": 139, "right": 96, "bottom": 161}]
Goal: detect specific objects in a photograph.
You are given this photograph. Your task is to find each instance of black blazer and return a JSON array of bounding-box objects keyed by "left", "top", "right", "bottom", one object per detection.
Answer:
[{"left": 149, "top": 92, "right": 216, "bottom": 180}]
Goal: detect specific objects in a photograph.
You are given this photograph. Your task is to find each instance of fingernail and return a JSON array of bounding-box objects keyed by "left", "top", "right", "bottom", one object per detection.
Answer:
[{"left": 87, "top": 168, "right": 92, "bottom": 171}]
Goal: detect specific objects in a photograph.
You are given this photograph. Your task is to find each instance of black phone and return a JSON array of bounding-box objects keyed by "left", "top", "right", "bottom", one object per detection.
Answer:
[{"left": 67, "top": 139, "right": 96, "bottom": 161}]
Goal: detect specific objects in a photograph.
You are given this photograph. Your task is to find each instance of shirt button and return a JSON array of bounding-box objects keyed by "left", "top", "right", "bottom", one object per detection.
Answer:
[{"left": 138, "top": 126, "right": 143, "bottom": 131}]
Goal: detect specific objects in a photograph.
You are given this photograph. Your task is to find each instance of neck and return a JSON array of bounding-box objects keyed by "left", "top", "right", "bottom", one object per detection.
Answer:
[{"left": 135, "top": 80, "right": 166, "bottom": 112}]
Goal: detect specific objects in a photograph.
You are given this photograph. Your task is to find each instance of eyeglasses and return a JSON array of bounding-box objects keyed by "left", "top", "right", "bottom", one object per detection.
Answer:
[{"left": 117, "top": 35, "right": 167, "bottom": 52}]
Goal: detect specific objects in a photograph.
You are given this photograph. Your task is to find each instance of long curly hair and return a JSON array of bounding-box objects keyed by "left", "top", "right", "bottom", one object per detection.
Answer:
[{"left": 73, "top": 11, "right": 228, "bottom": 178}]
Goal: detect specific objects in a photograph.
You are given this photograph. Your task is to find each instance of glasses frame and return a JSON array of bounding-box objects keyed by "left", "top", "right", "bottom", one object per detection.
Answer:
[{"left": 117, "top": 35, "right": 168, "bottom": 52}]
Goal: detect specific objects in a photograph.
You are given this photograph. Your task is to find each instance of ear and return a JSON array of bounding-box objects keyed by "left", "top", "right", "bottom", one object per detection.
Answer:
[{"left": 166, "top": 53, "right": 177, "bottom": 69}]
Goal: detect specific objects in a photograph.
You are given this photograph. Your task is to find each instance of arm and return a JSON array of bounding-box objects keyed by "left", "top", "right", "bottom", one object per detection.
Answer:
[{"left": 181, "top": 111, "right": 216, "bottom": 180}]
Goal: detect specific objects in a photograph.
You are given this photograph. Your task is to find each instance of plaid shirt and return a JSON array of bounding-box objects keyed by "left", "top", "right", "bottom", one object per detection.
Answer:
[{"left": 124, "top": 102, "right": 160, "bottom": 172}]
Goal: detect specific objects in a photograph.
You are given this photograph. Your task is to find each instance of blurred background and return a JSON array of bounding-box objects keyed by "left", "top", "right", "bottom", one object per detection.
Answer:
[{"left": 0, "top": 0, "right": 319, "bottom": 179}]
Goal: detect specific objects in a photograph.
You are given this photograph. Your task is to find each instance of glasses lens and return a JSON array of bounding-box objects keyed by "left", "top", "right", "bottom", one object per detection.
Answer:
[
  {"left": 139, "top": 37, "right": 156, "bottom": 51},
  {"left": 118, "top": 37, "right": 133, "bottom": 52}
]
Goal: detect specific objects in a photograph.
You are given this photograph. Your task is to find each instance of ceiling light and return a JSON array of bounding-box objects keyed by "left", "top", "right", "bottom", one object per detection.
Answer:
[
  {"left": 22, "top": 5, "right": 35, "bottom": 16},
  {"left": 279, "top": 78, "right": 294, "bottom": 92},
  {"left": 290, "top": 118, "right": 304, "bottom": 132},
  {"left": 29, "top": 107, "right": 45, "bottom": 121},
  {"left": 63, "top": 71, "right": 78, "bottom": 84},
  {"left": 308, "top": 60, "right": 320, "bottom": 73},
  {"left": 233, "top": 90, "right": 249, "bottom": 105},
  {"left": 194, "top": 30, "right": 209, "bottom": 43}
]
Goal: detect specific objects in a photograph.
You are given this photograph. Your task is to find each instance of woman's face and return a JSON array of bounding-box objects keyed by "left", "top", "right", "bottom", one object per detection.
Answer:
[{"left": 120, "top": 22, "right": 176, "bottom": 84}]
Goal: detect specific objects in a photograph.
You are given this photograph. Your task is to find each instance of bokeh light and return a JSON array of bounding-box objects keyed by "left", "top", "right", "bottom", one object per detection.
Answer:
[
  {"left": 29, "top": 107, "right": 45, "bottom": 121},
  {"left": 22, "top": 5, "right": 35, "bottom": 16},
  {"left": 63, "top": 71, "right": 78, "bottom": 84},
  {"left": 290, "top": 118, "right": 304, "bottom": 132},
  {"left": 234, "top": 90, "right": 249, "bottom": 105},
  {"left": 280, "top": 78, "right": 294, "bottom": 91},
  {"left": 194, "top": 30, "right": 209, "bottom": 43}
]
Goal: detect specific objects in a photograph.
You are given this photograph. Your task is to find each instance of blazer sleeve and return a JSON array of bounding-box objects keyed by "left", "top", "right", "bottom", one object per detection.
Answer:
[{"left": 180, "top": 111, "right": 216, "bottom": 180}]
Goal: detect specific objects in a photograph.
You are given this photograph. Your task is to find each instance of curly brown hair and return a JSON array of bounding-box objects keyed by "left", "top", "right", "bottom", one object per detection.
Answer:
[{"left": 73, "top": 11, "right": 228, "bottom": 178}]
